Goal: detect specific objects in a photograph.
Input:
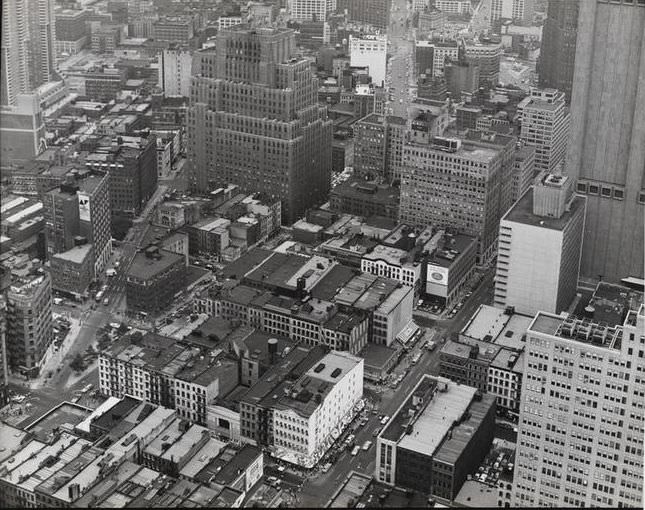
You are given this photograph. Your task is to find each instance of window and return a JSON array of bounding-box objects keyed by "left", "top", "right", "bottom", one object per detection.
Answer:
[
  {"left": 577, "top": 182, "right": 588, "bottom": 193},
  {"left": 638, "top": 192, "right": 645, "bottom": 204},
  {"left": 588, "top": 185, "right": 600, "bottom": 195},
  {"left": 613, "top": 189, "right": 624, "bottom": 200},
  {"left": 601, "top": 186, "right": 612, "bottom": 197}
]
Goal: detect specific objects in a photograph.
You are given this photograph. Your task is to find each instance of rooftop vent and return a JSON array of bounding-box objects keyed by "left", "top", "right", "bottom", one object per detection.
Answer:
[
  {"left": 330, "top": 368, "right": 341, "bottom": 378},
  {"left": 314, "top": 363, "right": 325, "bottom": 373}
]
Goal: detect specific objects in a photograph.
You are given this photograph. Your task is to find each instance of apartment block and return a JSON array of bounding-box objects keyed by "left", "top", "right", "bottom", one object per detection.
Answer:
[
  {"left": 99, "top": 332, "right": 239, "bottom": 425},
  {"left": 512, "top": 303, "right": 645, "bottom": 508}
]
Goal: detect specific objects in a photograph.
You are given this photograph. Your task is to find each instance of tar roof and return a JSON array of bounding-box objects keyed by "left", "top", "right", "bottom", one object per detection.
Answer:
[
  {"left": 244, "top": 252, "right": 309, "bottom": 290},
  {"left": 504, "top": 188, "right": 585, "bottom": 231},
  {"left": 127, "top": 249, "right": 183, "bottom": 279},
  {"left": 221, "top": 247, "right": 273, "bottom": 280},
  {"left": 310, "top": 264, "right": 359, "bottom": 302}
]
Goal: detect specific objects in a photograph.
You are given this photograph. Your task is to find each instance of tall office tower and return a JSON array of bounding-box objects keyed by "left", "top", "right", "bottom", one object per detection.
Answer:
[
  {"left": 0, "top": 296, "right": 8, "bottom": 406},
  {"left": 464, "top": 37, "right": 503, "bottom": 89},
  {"left": 494, "top": 174, "right": 585, "bottom": 316},
  {"left": 400, "top": 135, "right": 507, "bottom": 263},
  {"left": 289, "top": 0, "right": 336, "bottom": 21},
  {"left": 490, "top": 0, "right": 535, "bottom": 24},
  {"left": 513, "top": 303, "right": 645, "bottom": 508},
  {"left": 349, "top": 35, "right": 387, "bottom": 86},
  {"left": 519, "top": 88, "right": 570, "bottom": 175},
  {"left": 158, "top": 49, "right": 193, "bottom": 97},
  {"left": 43, "top": 182, "right": 80, "bottom": 258},
  {"left": 0, "top": 93, "right": 47, "bottom": 162},
  {"left": 347, "top": 0, "right": 391, "bottom": 31},
  {"left": 353, "top": 114, "right": 406, "bottom": 183},
  {"left": 6, "top": 272, "right": 54, "bottom": 377},
  {"left": 566, "top": 0, "right": 645, "bottom": 283},
  {"left": 187, "top": 27, "right": 332, "bottom": 223},
  {"left": 77, "top": 173, "right": 112, "bottom": 277},
  {"left": 537, "top": 0, "right": 579, "bottom": 104}
]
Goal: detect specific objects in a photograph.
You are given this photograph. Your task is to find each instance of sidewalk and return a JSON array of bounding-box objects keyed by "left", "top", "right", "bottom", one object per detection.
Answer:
[{"left": 32, "top": 317, "right": 83, "bottom": 390}]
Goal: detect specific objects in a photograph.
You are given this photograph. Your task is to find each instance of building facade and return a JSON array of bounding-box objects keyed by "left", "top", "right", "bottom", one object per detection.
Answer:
[
  {"left": 495, "top": 175, "right": 586, "bottom": 316},
  {"left": 537, "top": 0, "right": 579, "bottom": 104},
  {"left": 349, "top": 35, "right": 387, "bottom": 86},
  {"left": 158, "top": 49, "right": 193, "bottom": 97},
  {"left": 565, "top": 0, "right": 645, "bottom": 282},
  {"left": 512, "top": 305, "right": 645, "bottom": 508},
  {"left": 519, "top": 88, "right": 569, "bottom": 175},
  {"left": 5, "top": 272, "right": 53, "bottom": 376},
  {"left": 187, "top": 27, "right": 332, "bottom": 224}
]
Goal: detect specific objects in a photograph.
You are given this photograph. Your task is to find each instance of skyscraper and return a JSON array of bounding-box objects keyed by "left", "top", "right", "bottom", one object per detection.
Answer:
[
  {"left": 537, "top": 0, "right": 579, "bottom": 103},
  {"left": 187, "top": 27, "right": 332, "bottom": 223},
  {"left": 512, "top": 302, "right": 645, "bottom": 508},
  {"left": 566, "top": 0, "right": 645, "bottom": 282},
  {"left": 0, "top": 0, "right": 56, "bottom": 105}
]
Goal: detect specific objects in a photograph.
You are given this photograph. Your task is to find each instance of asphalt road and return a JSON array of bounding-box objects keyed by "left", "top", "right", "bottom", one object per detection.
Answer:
[{"left": 386, "top": 0, "right": 415, "bottom": 118}]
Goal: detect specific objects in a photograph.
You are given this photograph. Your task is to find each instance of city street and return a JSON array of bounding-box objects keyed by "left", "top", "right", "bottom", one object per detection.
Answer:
[{"left": 386, "top": 0, "right": 415, "bottom": 117}]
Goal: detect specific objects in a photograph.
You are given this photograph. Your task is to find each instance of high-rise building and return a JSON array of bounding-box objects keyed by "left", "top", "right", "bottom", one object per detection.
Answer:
[
  {"left": 55, "top": 9, "right": 90, "bottom": 57},
  {"left": 494, "top": 174, "right": 586, "bottom": 316},
  {"left": 490, "top": 0, "right": 535, "bottom": 24},
  {"left": 444, "top": 59, "right": 480, "bottom": 99},
  {"left": 512, "top": 302, "right": 645, "bottom": 508},
  {"left": 187, "top": 27, "right": 332, "bottom": 223},
  {"left": 0, "top": 0, "right": 56, "bottom": 106},
  {"left": 511, "top": 142, "right": 535, "bottom": 204},
  {"left": 400, "top": 135, "right": 509, "bottom": 263},
  {"left": 519, "top": 88, "right": 570, "bottom": 175},
  {"left": 289, "top": 0, "right": 336, "bottom": 21},
  {"left": 158, "top": 49, "right": 193, "bottom": 97},
  {"left": 349, "top": 35, "right": 387, "bottom": 86},
  {"left": 6, "top": 272, "right": 53, "bottom": 377},
  {"left": 566, "top": 0, "right": 645, "bottom": 282},
  {"left": 537, "top": 0, "right": 579, "bottom": 104}
]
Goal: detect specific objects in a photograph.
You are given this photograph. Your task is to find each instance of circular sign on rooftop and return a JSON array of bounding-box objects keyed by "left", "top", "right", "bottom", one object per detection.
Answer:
[{"left": 431, "top": 272, "right": 444, "bottom": 281}]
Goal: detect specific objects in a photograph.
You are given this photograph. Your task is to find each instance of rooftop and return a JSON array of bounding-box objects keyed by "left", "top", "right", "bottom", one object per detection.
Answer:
[
  {"left": 504, "top": 188, "right": 586, "bottom": 231},
  {"left": 128, "top": 248, "right": 184, "bottom": 280},
  {"left": 52, "top": 243, "right": 93, "bottom": 264},
  {"left": 178, "top": 438, "right": 226, "bottom": 480},
  {"left": 330, "top": 178, "right": 400, "bottom": 206},
  {"left": 426, "top": 233, "right": 477, "bottom": 269},
  {"left": 363, "top": 244, "right": 411, "bottom": 267},
  {"left": 244, "top": 252, "right": 310, "bottom": 291},
  {"left": 221, "top": 248, "right": 273, "bottom": 280},
  {"left": 310, "top": 263, "right": 357, "bottom": 302},
  {"left": 461, "top": 304, "right": 531, "bottom": 350},
  {"left": 454, "top": 480, "right": 498, "bottom": 508}
]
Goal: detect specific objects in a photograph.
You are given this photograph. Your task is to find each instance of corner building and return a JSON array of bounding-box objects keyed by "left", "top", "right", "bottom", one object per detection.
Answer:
[
  {"left": 187, "top": 27, "right": 332, "bottom": 224},
  {"left": 513, "top": 304, "right": 645, "bottom": 508}
]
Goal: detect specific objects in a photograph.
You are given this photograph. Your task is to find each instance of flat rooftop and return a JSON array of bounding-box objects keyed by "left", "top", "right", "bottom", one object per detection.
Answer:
[
  {"left": 381, "top": 376, "right": 476, "bottom": 459},
  {"left": 461, "top": 304, "right": 531, "bottom": 350},
  {"left": 244, "top": 252, "right": 309, "bottom": 290},
  {"left": 52, "top": 243, "right": 93, "bottom": 264},
  {"left": 310, "top": 263, "right": 357, "bottom": 301},
  {"left": 504, "top": 188, "right": 585, "bottom": 231},
  {"left": 128, "top": 249, "right": 183, "bottom": 280}
]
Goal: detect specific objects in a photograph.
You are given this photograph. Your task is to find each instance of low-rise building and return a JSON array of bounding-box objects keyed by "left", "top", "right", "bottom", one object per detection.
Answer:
[
  {"left": 272, "top": 351, "right": 364, "bottom": 467},
  {"left": 99, "top": 332, "right": 239, "bottom": 425},
  {"left": 423, "top": 231, "right": 478, "bottom": 308},
  {"left": 375, "top": 375, "right": 496, "bottom": 501}
]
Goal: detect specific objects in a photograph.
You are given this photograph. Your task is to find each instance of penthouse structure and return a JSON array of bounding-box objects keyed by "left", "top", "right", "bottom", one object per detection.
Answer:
[
  {"left": 518, "top": 88, "right": 570, "bottom": 175},
  {"left": 513, "top": 302, "right": 645, "bottom": 508},
  {"left": 375, "top": 375, "right": 496, "bottom": 501},
  {"left": 5, "top": 272, "right": 53, "bottom": 376},
  {"left": 187, "top": 27, "right": 332, "bottom": 223},
  {"left": 400, "top": 136, "right": 509, "bottom": 263},
  {"left": 494, "top": 175, "right": 586, "bottom": 316},
  {"left": 99, "top": 333, "right": 239, "bottom": 425}
]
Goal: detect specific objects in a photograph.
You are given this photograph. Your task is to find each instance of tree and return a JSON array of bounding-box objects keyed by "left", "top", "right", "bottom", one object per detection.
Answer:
[{"left": 70, "top": 353, "right": 85, "bottom": 372}]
